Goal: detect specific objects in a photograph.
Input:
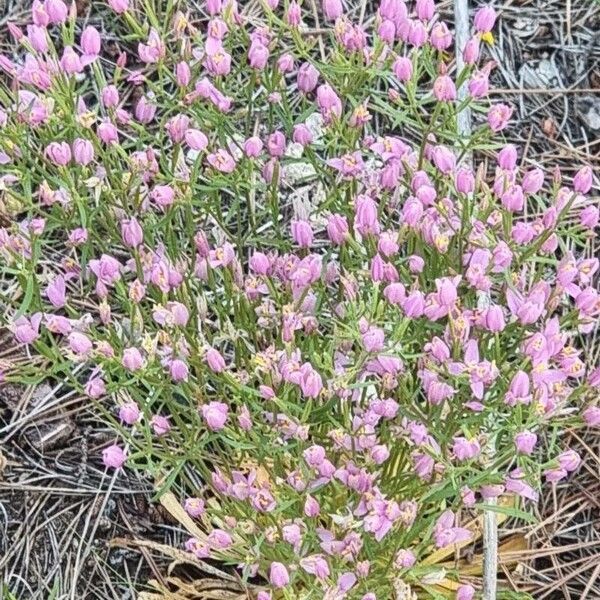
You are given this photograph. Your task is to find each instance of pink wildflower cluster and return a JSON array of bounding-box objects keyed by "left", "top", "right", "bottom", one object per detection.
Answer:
[{"left": 0, "top": 0, "right": 598, "bottom": 598}]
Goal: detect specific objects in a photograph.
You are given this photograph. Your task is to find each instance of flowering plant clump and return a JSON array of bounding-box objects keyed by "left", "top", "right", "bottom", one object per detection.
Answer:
[{"left": 1, "top": 0, "right": 599, "bottom": 598}]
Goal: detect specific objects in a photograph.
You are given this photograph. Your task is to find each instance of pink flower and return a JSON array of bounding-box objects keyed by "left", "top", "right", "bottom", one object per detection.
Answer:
[
  {"left": 206, "top": 0, "right": 222, "bottom": 15},
  {"left": 68, "top": 331, "right": 92, "bottom": 355},
  {"left": 371, "top": 444, "right": 390, "bottom": 464},
  {"left": 322, "top": 0, "right": 343, "bottom": 20},
  {"left": 135, "top": 95, "right": 156, "bottom": 123},
  {"left": 515, "top": 286, "right": 548, "bottom": 323},
  {"left": 364, "top": 493, "right": 401, "bottom": 541},
  {"left": 207, "top": 149, "right": 236, "bottom": 173},
  {"left": 514, "top": 431, "right": 537, "bottom": 455},
  {"left": 461, "top": 486, "right": 476, "bottom": 506},
  {"left": 277, "top": 53, "right": 294, "bottom": 72},
  {"left": 455, "top": 167, "right": 474, "bottom": 194},
  {"left": 453, "top": 437, "right": 481, "bottom": 461},
  {"left": 328, "top": 151, "right": 364, "bottom": 178},
  {"left": 249, "top": 41, "right": 269, "bottom": 70},
  {"left": 108, "top": 0, "right": 129, "bottom": 13},
  {"left": 151, "top": 414, "right": 171, "bottom": 435},
  {"left": 588, "top": 367, "right": 600, "bottom": 387},
  {"left": 121, "top": 217, "right": 143, "bottom": 247},
  {"left": 379, "top": 0, "right": 405, "bottom": 20},
  {"left": 488, "top": 103, "right": 513, "bottom": 132},
  {"left": 416, "top": 0, "right": 434, "bottom": 20},
  {"left": 208, "top": 528, "right": 232, "bottom": 548},
  {"left": 89, "top": 254, "right": 121, "bottom": 296},
  {"left": 202, "top": 401, "right": 228, "bottom": 430},
  {"left": 505, "top": 472, "right": 538, "bottom": 501},
  {"left": 267, "top": 131, "right": 286, "bottom": 157},
  {"left": 244, "top": 136, "right": 263, "bottom": 158},
  {"left": 166, "top": 114, "right": 190, "bottom": 143},
  {"left": 545, "top": 468, "right": 568, "bottom": 483},
  {"left": 433, "top": 74, "right": 456, "bottom": 101},
  {"left": 300, "top": 554, "right": 329, "bottom": 579},
  {"left": 337, "top": 572, "right": 357, "bottom": 594},
  {"left": 176, "top": 61, "right": 191, "bottom": 86},
  {"left": 293, "top": 124, "right": 313, "bottom": 146},
  {"left": 583, "top": 406, "right": 600, "bottom": 427},
  {"left": 474, "top": 5, "right": 497, "bottom": 33},
  {"left": 151, "top": 185, "right": 175, "bottom": 208},
  {"left": 185, "top": 537, "right": 209, "bottom": 558},
  {"left": 377, "top": 231, "right": 400, "bottom": 257},
  {"left": 316, "top": 84, "right": 342, "bottom": 123},
  {"left": 269, "top": 562, "right": 290, "bottom": 588},
  {"left": 378, "top": 19, "right": 395, "bottom": 43},
  {"left": 482, "top": 305, "right": 506, "bottom": 332},
  {"left": 184, "top": 497, "right": 205, "bottom": 517},
  {"left": 205, "top": 347, "right": 226, "bottom": 372},
  {"left": 209, "top": 242, "right": 235, "bottom": 268},
  {"left": 122, "top": 347, "right": 144, "bottom": 371},
  {"left": 580, "top": 205, "right": 599, "bottom": 229},
  {"left": 558, "top": 449, "right": 581, "bottom": 472},
  {"left": 237, "top": 405, "right": 252, "bottom": 431},
  {"left": 384, "top": 282, "right": 406, "bottom": 305},
  {"left": 573, "top": 165, "right": 593, "bottom": 194},
  {"left": 326, "top": 214, "right": 349, "bottom": 244},
  {"left": 185, "top": 129, "right": 208, "bottom": 151},
  {"left": 45, "top": 0, "right": 68, "bottom": 24},
  {"left": 291, "top": 219, "right": 313, "bottom": 248},
  {"left": 247, "top": 252, "right": 269, "bottom": 276},
  {"left": 32, "top": 1, "right": 49, "bottom": 26},
  {"left": 60, "top": 46, "right": 83, "bottom": 74},
  {"left": 456, "top": 584, "right": 475, "bottom": 600},
  {"left": 497, "top": 144, "right": 517, "bottom": 170},
  {"left": 431, "top": 22, "right": 452, "bottom": 50},
  {"left": 362, "top": 325, "right": 385, "bottom": 352},
  {"left": 501, "top": 184, "right": 524, "bottom": 212},
  {"left": 72, "top": 138, "right": 94, "bottom": 165},
  {"left": 463, "top": 36, "right": 480, "bottom": 64},
  {"left": 432, "top": 145, "right": 455, "bottom": 174},
  {"left": 402, "top": 290, "right": 425, "bottom": 318},
  {"left": 433, "top": 510, "right": 472, "bottom": 548},
  {"left": 469, "top": 67, "right": 491, "bottom": 98},
  {"left": 394, "top": 549, "right": 416, "bottom": 568},
  {"left": 45, "top": 141, "right": 71, "bottom": 166},
  {"left": 393, "top": 56, "right": 413, "bottom": 82},
  {"left": 286, "top": 1, "right": 301, "bottom": 25},
  {"left": 282, "top": 523, "right": 302, "bottom": 550},
  {"left": 97, "top": 121, "right": 119, "bottom": 145},
  {"left": 504, "top": 370, "right": 531, "bottom": 406},
  {"left": 46, "top": 275, "right": 66, "bottom": 307},
  {"left": 12, "top": 314, "right": 42, "bottom": 344},
  {"left": 354, "top": 195, "right": 380, "bottom": 236},
  {"left": 300, "top": 363, "right": 323, "bottom": 398},
  {"left": 408, "top": 20, "right": 428, "bottom": 46},
  {"left": 522, "top": 168, "right": 544, "bottom": 194},
  {"left": 81, "top": 26, "right": 101, "bottom": 61},
  {"left": 408, "top": 255, "right": 425, "bottom": 273},
  {"left": 85, "top": 376, "right": 105, "bottom": 398},
  {"left": 119, "top": 402, "right": 140, "bottom": 425},
  {"left": 27, "top": 25, "right": 48, "bottom": 53},
  {"left": 169, "top": 359, "right": 189, "bottom": 382},
  {"left": 139, "top": 28, "right": 165, "bottom": 63},
  {"left": 102, "top": 444, "right": 126, "bottom": 469},
  {"left": 304, "top": 494, "right": 320, "bottom": 517},
  {"left": 203, "top": 42, "right": 231, "bottom": 76}
]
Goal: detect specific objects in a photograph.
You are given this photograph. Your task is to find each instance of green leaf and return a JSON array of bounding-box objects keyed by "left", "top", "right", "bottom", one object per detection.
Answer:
[{"left": 475, "top": 502, "right": 537, "bottom": 524}]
